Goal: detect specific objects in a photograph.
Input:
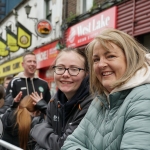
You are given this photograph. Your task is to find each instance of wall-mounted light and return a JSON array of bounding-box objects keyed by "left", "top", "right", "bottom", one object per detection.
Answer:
[{"left": 24, "top": 4, "right": 38, "bottom": 22}]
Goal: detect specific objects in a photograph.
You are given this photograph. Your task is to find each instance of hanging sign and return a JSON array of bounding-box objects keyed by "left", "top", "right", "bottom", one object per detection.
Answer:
[{"left": 35, "top": 19, "right": 52, "bottom": 38}]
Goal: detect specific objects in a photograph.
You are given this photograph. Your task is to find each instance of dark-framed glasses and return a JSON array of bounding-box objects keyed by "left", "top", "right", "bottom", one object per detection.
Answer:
[{"left": 53, "top": 66, "right": 85, "bottom": 76}]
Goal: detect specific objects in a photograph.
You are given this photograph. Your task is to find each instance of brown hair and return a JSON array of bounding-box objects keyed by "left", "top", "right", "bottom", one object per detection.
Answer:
[
  {"left": 23, "top": 51, "right": 35, "bottom": 61},
  {"left": 87, "top": 28, "right": 148, "bottom": 94},
  {"left": 0, "top": 85, "right": 5, "bottom": 99},
  {"left": 14, "top": 95, "right": 37, "bottom": 150},
  {"left": 0, "top": 85, "right": 5, "bottom": 108},
  {"left": 4, "top": 75, "right": 13, "bottom": 83},
  {"left": 53, "top": 47, "right": 89, "bottom": 72}
]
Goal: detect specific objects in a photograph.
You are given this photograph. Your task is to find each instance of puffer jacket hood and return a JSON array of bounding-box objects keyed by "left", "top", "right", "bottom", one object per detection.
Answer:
[
  {"left": 14, "top": 72, "right": 39, "bottom": 79},
  {"left": 6, "top": 72, "right": 51, "bottom": 103},
  {"left": 112, "top": 54, "right": 150, "bottom": 93}
]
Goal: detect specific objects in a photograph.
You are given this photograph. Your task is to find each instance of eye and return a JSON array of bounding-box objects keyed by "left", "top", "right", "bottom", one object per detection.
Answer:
[
  {"left": 70, "top": 67, "right": 78, "bottom": 72},
  {"left": 107, "top": 55, "right": 115, "bottom": 59},
  {"left": 93, "top": 58, "right": 100, "bottom": 63},
  {"left": 56, "top": 66, "right": 64, "bottom": 70}
]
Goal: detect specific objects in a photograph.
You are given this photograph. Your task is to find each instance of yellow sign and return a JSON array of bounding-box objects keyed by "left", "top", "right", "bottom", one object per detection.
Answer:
[
  {"left": 17, "top": 21, "right": 32, "bottom": 48},
  {"left": 0, "top": 57, "right": 23, "bottom": 78},
  {"left": 0, "top": 36, "right": 9, "bottom": 56},
  {"left": 6, "top": 27, "right": 19, "bottom": 52}
]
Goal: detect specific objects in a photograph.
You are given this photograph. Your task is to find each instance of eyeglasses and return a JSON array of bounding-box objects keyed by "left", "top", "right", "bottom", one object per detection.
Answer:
[{"left": 53, "top": 66, "right": 85, "bottom": 76}]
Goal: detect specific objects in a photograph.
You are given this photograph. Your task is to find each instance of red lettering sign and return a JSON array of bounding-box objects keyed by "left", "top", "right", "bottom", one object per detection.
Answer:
[
  {"left": 66, "top": 6, "right": 117, "bottom": 47},
  {"left": 34, "top": 41, "right": 59, "bottom": 69}
]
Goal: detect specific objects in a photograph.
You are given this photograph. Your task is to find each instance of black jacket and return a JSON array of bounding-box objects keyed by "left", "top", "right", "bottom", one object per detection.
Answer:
[
  {"left": 30, "top": 76, "right": 93, "bottom": 150},
  {"left": 6, "top": 72, "right": 51, "bottom": 103},
  {"left": 0, "top": 93, "right": 13, "bottom": 115}
]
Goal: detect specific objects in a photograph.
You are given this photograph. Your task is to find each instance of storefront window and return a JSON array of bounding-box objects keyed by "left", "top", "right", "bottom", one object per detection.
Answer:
[{"left": 136, "top": 33, "right": 150, "bottom": 52}]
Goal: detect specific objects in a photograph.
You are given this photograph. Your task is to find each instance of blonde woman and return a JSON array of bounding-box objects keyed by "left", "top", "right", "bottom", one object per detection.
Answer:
[
  {"left": 62, "top": 28, "right": 150, "bottom": 150},
  {"left": 2, "top": 92, "right": 41, "bottom": 150}
]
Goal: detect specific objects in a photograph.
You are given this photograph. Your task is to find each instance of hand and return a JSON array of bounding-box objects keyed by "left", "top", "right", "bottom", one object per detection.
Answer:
[
  {"left": 14, "top": 91, "right": 22, "bottom": 103},
  {"left": 30, "top": 92, "right": 43, "bottom": 105}
]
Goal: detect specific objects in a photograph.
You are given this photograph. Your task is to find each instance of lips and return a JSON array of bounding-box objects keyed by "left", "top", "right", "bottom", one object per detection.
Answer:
[
  {"left": 61, "top": 81, "right": 73, "bottom": 84},
  {"left": 102, "top": 71, "right": 113, "bottom": 76}
]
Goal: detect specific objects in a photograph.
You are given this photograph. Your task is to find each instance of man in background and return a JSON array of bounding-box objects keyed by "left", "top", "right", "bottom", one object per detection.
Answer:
[
  {"left": 3, "top": 76, "right": 13, "bottom": 92},
  {"left": 6, "top": 51, "right": 51, "bottom": 104}
]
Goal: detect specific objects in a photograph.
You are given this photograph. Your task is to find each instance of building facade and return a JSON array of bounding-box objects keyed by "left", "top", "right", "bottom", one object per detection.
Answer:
[
  {"left": 0, "top": 0, "right": 22, "bottom": 20},
  {"left": 0, "top": 0, "right": 150, "bottom": 92}
]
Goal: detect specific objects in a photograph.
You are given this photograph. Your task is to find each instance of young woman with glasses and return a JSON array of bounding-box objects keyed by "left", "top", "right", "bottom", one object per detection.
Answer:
[{"left": 30, "top": 47, "right": 93, "bottom": 150}]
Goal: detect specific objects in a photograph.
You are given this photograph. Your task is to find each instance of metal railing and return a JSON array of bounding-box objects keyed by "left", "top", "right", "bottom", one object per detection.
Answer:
[{"left": 0, "top": 139, "right": 23, "bottom": 150}]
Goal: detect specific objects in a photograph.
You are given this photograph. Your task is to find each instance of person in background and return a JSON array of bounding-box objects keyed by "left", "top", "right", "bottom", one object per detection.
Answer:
[
  {"left": 0, "top": 76, "right": 13, "bottom": 115},
  {"left": 0, "top": 85, "right": 5, "bottom": 139},
  {"left": 6, "top": 52, "right": 51, "bottom": 114},
  {"left": 3, "top": 76, "right": 13, "bottom": 92},
  {"left": 1, "top": 92, "right": 42, "bottom": 150},
  {"left": 30, "top": 47, "right": 93, "bottom": 150},
  {"left": 62, "top": 28, "right": 150, "bottom": 150},
  {"left": 0, "top": 85, "right": 5, "bottom": 110}
]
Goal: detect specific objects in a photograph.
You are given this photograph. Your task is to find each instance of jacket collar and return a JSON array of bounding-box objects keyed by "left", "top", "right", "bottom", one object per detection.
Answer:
[{"left": 97, "top": 89, "right": 132, "bottom": 110}]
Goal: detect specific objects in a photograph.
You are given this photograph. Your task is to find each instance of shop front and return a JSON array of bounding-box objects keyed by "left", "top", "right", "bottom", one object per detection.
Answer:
[
  {"left": 34, "top": 40, "right": 59, "bottom": 97},
  {"left": 65, "top": 6, "right": 117, "bottom": 49},
  {"left": 0, "top": 57, "right": 23, "bottom": 84}
]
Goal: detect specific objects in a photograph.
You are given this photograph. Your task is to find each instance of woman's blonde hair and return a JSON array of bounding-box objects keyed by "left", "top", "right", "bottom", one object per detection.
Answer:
[
  {"left": 14, "top": 95, "right": 37, "bottom": 150},
  {"left": 86, "top": 28, "right": 148, "bottom": 94}
]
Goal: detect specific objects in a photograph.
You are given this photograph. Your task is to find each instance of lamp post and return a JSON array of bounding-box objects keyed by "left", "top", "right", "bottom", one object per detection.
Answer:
[
  {"left": 24, "top": 4, "right": 38, "bottom": 22},
  {"left": 24, "top": 4, "right": 31, "bottom": 17}
]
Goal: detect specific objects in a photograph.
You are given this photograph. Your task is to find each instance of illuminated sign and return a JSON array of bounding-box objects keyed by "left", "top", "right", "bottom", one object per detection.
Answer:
[
  {"left": 35, "top": 19, "right": 52, "bottom": 38},
  {"left": 66, "top": 6, "right": 117, "bottom": 47}
]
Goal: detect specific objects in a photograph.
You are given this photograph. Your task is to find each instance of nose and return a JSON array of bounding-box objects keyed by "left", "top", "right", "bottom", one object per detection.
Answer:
[
  {"left": 63, "top": 69, "right": 70, "bottom": 76},
  {"left": 98, "top": 58, "right": 107, "bottom": 68}
]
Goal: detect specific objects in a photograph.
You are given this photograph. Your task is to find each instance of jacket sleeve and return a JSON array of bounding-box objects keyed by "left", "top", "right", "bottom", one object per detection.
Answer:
[
  {"left": 6, "top": 81, "right": 12, "bottom": 95},
  {"left": 43, "top": 84, "right": 51, "bottom": 104},
  {"left": 1, "top": 108, "right": 16, "bottom": 130},
  {"left": 120, "top": 91, "right": 150, "bottom": 150},
  {"left": 35, "top": 99, "right": 47, "bottom": 115},
  {"left": 6, "top": 80, "right": 18, "bottom": 98},
  {"left": 30, "top": 98, "right": 91, "bottom": 150},
  {"left": 61, "top": 105, "right": 93, "bottom": 150}
]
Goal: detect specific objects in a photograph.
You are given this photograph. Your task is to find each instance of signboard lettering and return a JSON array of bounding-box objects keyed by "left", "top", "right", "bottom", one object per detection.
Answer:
[
  {"left": 34, "top": 41, "right": 59, "bottom": 69},
  {"left": 66, "top": 6, "right": 117, "bottom": 47},
  {"left": 36, "top": 51, "right": 48, "bottom": 61}
]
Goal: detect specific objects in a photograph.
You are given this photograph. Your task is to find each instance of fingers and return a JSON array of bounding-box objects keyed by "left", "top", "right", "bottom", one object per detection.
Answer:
[
  {"left": 30, "top": 92, "right": 43, "bottom": 103},
  {"left": 14, "top": 91, "right": 22, "bottom": 102}
]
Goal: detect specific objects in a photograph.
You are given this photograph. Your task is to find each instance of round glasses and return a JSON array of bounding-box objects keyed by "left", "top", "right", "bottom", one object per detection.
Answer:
[{"left": 53, "top": 66, "right": 85, "bottom": 76}]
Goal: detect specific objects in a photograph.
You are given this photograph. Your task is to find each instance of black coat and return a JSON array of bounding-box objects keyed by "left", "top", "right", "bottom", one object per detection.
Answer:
[
  {"left": 30, "top": 76, "right": 93, "bottom": 150},
  {"left": 6, "top": 72, "right": 51, "bottom": 103},
  {"left": 0, "top": 94, "right": 13, "bottom": 115}
]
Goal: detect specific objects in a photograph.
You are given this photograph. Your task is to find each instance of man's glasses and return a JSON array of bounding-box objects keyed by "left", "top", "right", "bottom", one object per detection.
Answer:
[{"left": 53, "top": 66, "right": 85, "bottom": 76}]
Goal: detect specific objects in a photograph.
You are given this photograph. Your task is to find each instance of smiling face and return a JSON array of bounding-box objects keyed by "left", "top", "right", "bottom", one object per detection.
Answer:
[
  {"left": 54, "top": 51, "right": 86, "bottom": 100},
  {"left": 92, "top": 41, "right": 127, "bottom": 92},
  {"left": 22, "top": 54, "right": 37, "bottom": 78}
]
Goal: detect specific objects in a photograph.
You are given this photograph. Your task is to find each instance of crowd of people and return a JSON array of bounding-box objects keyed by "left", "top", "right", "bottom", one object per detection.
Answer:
[{"left": 0, "top": 28, "right": 150, "bottom": 150}]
